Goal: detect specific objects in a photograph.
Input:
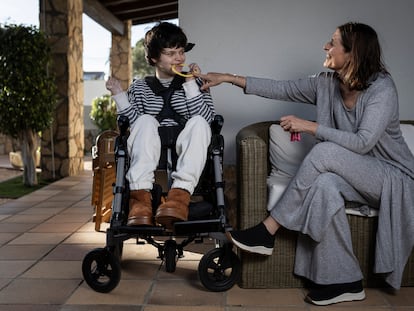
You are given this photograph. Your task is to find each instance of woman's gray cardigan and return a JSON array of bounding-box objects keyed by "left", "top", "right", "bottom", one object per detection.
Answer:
[{"left": 245, "top": 72, "right": 414, "bottom": 289}]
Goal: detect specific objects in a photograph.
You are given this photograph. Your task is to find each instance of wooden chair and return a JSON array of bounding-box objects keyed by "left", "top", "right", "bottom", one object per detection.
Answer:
[{"left": 91, "top": 130, "right": 118, "bottom": 231}]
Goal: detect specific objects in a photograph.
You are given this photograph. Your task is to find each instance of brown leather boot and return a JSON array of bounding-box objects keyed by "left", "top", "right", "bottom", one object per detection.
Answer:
[
  {"left": 155, "top": 188, "right": 190, "bottom": 229},
  {"left": 127, "top": 190, "right": 153, "bottom": 226}
]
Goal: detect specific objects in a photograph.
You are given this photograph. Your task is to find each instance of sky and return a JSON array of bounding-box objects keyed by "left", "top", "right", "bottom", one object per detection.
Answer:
[{"left": 0, "top": 0, "right": 177, "bottom": 73}]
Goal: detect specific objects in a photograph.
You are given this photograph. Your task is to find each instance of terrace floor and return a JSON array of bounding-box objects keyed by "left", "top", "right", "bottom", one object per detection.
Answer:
[{"left": 1, "top": 155, "right": 414, "bottom": 310}]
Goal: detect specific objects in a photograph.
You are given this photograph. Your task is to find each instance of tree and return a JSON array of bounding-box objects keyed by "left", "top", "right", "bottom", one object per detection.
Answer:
[
  {"left": 0, "top": 24, "right": 57, "bottom": 186},
  {"left": 132, "top": 38, "right": 154, "bottom": 78}
]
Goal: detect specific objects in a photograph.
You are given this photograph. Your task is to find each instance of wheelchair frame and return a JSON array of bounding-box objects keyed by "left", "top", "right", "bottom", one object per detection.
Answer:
[{"left": 82, "top": 115, "right": 240, "bottom": 293}]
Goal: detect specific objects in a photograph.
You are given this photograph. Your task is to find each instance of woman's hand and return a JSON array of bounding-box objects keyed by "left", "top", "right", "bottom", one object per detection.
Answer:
[
  {"left": 106, "top": 77, "right": 123, "bottom": 95},
  {"left": 280, "top": 115, "right": 318, "bottom": 135}
]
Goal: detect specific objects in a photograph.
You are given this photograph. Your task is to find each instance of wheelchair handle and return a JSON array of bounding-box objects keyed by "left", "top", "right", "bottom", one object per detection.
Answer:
[
  {"left": 117, "top": 115, "right": 130, "bottom": 136},
  {"left": 211, "top": 115, "right": 224, "bottom": 135}
]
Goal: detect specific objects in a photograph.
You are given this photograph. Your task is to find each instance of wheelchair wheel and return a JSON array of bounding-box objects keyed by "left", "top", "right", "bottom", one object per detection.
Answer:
[
  {"left": 198, "top": 247, "right": 240, "bottom": 292},
  {"left": 164, "top": 240, "right": 178, "bottom": 273},
  {"left": 82, "top": 248, "right": 121, "bottom": 293}
]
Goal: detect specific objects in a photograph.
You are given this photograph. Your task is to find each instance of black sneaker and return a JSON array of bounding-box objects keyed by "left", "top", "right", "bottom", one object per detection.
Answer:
[
  {"left": 305, "top": 280, "right": 365, "bottom": 306},
  {"left": 227, "top": 222, "right": 275, "bottom": 255}
]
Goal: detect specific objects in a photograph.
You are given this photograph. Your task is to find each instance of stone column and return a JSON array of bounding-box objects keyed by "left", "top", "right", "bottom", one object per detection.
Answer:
[
  {"left": 110, "top": 20, "right": 132, "bottom": 90},
  {"left": 40, "top": 0, "right": 84, "bottom": 179}
]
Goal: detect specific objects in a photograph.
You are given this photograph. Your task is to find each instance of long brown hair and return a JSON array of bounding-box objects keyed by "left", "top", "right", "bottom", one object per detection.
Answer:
[{"left": 339, "top": 22, "right": 387, "bottom": 90}]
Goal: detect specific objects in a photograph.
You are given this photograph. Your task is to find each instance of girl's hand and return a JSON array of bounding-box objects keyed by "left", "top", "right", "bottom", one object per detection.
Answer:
[
  {"left": 188, "top": 63, "right": 201, "bottom": 75},
  {"left": 185, "top": 63, "right": 201, "bottom": 82},
  {"left": 106, "top": 77, "right": 123, "bottom": 95}
]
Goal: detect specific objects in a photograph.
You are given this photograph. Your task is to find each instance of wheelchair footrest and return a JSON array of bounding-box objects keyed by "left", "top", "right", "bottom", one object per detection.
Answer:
[
  {"left": 173, "top": 219, "right": 222, "bottom": 235},
  {"left": 114, "top": 225, "right": 165, "bottom": 236},
  {"left": 109, "top": 218, "right": 223, "bottom": 237}
]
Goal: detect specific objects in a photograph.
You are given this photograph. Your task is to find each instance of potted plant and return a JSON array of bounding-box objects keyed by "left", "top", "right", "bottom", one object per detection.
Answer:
[{"left": 89, "top": 94, "right": 117, "bottom": 132}]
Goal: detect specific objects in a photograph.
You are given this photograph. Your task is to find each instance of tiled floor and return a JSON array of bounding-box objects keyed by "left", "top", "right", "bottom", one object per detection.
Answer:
[{"left": 1, "top": 159, "right": 414, "bottom": 310}]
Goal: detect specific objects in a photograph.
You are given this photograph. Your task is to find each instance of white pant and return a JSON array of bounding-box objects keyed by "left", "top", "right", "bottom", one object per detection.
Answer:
[{"left": 126, "top": 114, "right": 212, "bottom": 194}]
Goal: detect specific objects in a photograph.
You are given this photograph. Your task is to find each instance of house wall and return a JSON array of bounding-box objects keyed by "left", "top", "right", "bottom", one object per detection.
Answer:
[
  {"left": 84, "top": 79, "right": 108, "bottom": 154},
  {"left": 84, "top": 79, "right": 108, "bottom": 131},
  {"left": 179, "top": 0, "right": 414, "bottom": 164}
]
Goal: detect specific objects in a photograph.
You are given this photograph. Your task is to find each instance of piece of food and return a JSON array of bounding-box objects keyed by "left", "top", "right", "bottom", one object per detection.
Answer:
[{"left": 171, "top": 63, "right": 194, "bottom": 77}]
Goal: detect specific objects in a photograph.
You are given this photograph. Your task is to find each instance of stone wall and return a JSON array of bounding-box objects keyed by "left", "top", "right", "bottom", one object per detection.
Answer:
[
  {"left": 40, "top": 0, "right": 84, "bottom": 180},
  {"left": 110, "top": 21, "right": 132, "bottom": 89},
  {"left": 36, "top": 1, "right": 133, "bottom": 180}
]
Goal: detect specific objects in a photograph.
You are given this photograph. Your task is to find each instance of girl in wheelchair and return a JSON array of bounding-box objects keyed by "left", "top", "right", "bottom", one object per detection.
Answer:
[{"left": 106, "top": 22, "right": 215, "bottom": 230}]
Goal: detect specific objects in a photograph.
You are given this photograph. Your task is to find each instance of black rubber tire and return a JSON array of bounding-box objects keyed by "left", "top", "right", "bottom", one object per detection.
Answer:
[
  {"left": 82, "top": 248, "right": 121, "bottom": 293},
  {"left": 198, "top": 247, "right": 240, "bottom": 292}
]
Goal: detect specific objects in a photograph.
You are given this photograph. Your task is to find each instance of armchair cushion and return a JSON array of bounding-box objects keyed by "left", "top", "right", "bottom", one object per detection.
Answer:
[
  {"left": 268, "top": 124, "right": 315, "bottom": 177},
  {"left": 267, "top": 124, "right": 314, "bottom": 210},
  {"left": 401, "top": 123, "right": 414, "bottom": 152}
]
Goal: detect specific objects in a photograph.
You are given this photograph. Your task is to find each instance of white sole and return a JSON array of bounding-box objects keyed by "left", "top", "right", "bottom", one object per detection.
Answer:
[
  {"left": 306, "top": 290, "right": 366, "bottom": 306},
  {"left": 229, "top": 235, "right": 273, "bottom": 256}
]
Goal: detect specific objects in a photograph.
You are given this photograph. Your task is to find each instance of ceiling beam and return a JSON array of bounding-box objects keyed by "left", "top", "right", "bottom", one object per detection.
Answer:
[
  {"left": 130, "top": 11, "right": 178, "bottom": 25},
  {"left": 83, "top": 0, "right": 125, "bottom": 35}
]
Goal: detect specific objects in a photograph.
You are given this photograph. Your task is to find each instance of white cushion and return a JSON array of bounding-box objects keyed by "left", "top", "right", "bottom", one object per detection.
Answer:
[
  {"left": 401, "top": 124, "right": 414, "bottom": 154},
  {"left": 267, "top": 124, "right": 315, "bottom": 209},
  {"left": 268, "top": 124, "right": 315, "bottom": 177},
  {"left": 266, "top": 171, "right": 292, "bottom": 211}
]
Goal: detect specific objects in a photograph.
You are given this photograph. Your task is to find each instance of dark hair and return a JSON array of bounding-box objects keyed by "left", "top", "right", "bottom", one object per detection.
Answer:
[
  {"left": 144, "top": 22, "right": 188, "bottom": 66},
  {"left": 338, "top": 22, "right": 387, "bottom": 90}
]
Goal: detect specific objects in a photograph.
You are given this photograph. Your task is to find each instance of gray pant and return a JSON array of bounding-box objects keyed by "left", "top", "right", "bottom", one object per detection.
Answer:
[{"left": 270, "top": 142, "right": 386, "bottom": 284}]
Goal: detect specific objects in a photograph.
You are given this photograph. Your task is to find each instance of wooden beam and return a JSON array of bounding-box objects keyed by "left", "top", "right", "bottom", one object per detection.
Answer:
[
  {"left": 130, "top": 11, "right": 178, "bottom": 25},
  {"left": 83, "top": 0, "right": 125, "bottom": 35}
]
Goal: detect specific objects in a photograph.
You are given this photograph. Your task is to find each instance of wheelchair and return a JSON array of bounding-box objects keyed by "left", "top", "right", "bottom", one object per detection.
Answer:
[{"left": 82, "top": 114, "right": 241, "bottom": 293}]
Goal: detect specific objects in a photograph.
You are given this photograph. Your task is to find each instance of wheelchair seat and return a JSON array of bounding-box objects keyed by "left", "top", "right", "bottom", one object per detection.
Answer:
[{"left": 157, "top": 125, "right": 182, "bottom": 170}]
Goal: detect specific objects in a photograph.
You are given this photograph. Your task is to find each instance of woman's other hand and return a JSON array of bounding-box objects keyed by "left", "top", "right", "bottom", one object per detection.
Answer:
[{"left": 280, "top": 115, "right": 318, "bottom": 135}]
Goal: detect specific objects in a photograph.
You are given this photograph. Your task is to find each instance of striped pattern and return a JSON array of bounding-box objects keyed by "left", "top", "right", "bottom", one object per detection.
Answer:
[{"left": 121, "top": 77, "right": 215, "bottom": 126}]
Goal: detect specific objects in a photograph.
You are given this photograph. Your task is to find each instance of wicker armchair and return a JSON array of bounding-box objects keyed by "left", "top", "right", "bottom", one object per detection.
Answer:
[{"left": 236, "top": 121, "right": 414, "bottom": 288}]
